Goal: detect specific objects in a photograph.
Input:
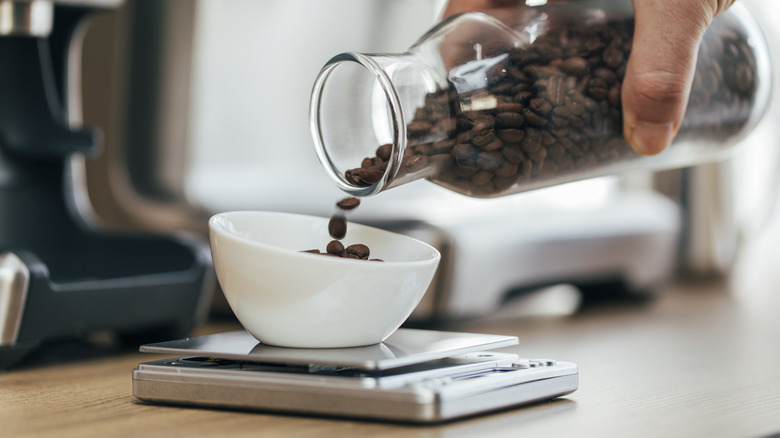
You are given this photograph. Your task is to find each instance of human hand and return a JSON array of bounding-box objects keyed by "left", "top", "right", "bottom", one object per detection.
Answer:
[{"left": 623, "top": 0, "right": 735, "bottom": 155}]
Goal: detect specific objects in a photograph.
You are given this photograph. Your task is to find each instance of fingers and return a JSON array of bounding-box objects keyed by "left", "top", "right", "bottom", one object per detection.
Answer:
[{"left": 622, "top": 0, "right": 723, "bottom": 155}]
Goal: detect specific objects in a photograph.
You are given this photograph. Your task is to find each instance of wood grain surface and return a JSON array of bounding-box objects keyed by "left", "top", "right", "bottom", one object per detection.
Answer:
[{"left": 3, "top": 220, "right": 780, "bottom": 438}]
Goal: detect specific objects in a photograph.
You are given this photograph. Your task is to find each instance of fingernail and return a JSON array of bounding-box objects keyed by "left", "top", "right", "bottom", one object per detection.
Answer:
[{"left": 629, "top": 121, "right": 675, "bottom": 156}]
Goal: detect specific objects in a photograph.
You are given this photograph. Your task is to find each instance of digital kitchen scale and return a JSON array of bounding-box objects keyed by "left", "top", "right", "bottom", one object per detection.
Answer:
[{"left": 133, "top": 329, "right": 578, "bottom": 423}]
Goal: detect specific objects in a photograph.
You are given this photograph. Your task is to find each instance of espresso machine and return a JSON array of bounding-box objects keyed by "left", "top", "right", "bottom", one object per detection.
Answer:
[{"left": 0, "top": 0, "right": 214, "bottom": 369}]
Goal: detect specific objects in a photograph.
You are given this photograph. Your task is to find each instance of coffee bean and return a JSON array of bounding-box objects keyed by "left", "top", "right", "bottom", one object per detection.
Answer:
[
  {"left": 592, "top": 67, "right": 617, "bottom": 85},
  {"left": 546, "top": 74, "right": 567, "bottom": 106},
  {"left": 495, "top": 161, "right": 519, "bottom": 178},
  {"left": 529, "top": 98, "right": 552, "bottom": 116},
  {"left": 564, "top": 89, "right": 586, "bottom": 115},
  {"left": 522, "top": 108, "right": 548, "bottom": 127},
  {"left": 472, "top": 129, "right": 498, "bottom": 147},
  {"left": 608, "top": 84, "right": 621, "bottom": 108},
  {"left": 346, "top": 166, "right": 384, "bottom": 187},
  {"left": 587, "top": 77, "right": 609, "bottom": 100},
  {"left": 476, "top": 151, "right": 504, "bottom": 171},
  {"left": 560, "top": 57, "right": 589, "bottom": 76},
  {"left": 471, "top": 170, "right": 494, "bottom": 186},
  {"left": 345, "top": 244, "right": 370, "bottom": 260},
  {"left": 328, "top": 215, "right": 347, "bottom": 240},
  {"left": 502, "top": 144, "right": 524, "bottom": 164},
  {"left": 551, "top": 106, "right": 573, "bottom": 128},
  {"left": 376, "top": 143, "right": 392, "bottom": 161},
  {"left": 497, "top": 128, "right": 525, "bottom": 143},
  {"left": 452, "top": 143, "right": 478, "bottom": 166},
  {"left": 520, "top": 127, "right": 542, "bottom": 153},
  {"left": 602, "top": 40, "right": 624, "bottom": 68},
  {"left": 336, "top": 197, "right": 361, "bottom": 210},
  {"left": 326, "top": 240, "right": 345, "bottom": 256},
  {"left": 408, "top": 121, "right": 433, "bottom": 136},
  {"left": 495, "top": 112, "right": 525, "bottom": 128},
  {"left": 496, "top": 102, "right": 523, "bottom": 113}
]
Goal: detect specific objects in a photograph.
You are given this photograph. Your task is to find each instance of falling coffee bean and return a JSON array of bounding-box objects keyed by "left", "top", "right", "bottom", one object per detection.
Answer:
[
  {"left": 336, "top": 197, "right": 361, "bottom": 210},
  {"left": 328, "top": 215, "right": 347, "bottom": 239}
]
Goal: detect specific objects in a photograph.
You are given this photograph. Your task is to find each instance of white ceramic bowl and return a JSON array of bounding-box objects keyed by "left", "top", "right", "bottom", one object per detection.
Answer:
[{"left": 208, "top": 211, "right": 440, "bottom": 348}]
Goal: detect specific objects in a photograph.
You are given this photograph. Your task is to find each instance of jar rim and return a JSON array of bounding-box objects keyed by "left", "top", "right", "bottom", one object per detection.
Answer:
[{"left": 309, "top": 52, "right": 406, "bottom": 197}]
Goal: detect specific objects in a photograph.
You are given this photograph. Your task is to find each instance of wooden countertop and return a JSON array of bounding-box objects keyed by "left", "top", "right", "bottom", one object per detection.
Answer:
[{"left": 4, "top": 222, "right": 780, "bottom": 437}]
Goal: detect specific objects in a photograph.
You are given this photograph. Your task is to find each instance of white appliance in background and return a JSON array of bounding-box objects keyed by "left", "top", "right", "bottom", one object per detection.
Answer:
[{"left": 344, "top": 180, "right": 681, "bottom": 322}]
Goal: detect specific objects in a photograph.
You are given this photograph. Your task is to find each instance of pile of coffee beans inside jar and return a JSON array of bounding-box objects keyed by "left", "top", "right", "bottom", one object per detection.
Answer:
[
  {"left": 345, "top": 16, "right": 758, "bottom": 197},
  {"left": 301, "top": 197, "right": 383, "bottom": 261}
]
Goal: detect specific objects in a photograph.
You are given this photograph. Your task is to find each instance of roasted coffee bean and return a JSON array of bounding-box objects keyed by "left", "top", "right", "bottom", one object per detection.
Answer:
[
  {"left": 471, "top": 170, "right": 494, "bottom": 186},
  {"left": 326, "top": 240, "right": 345, "bottom": 256},
  {"left": 522, "top": 108, "right": 548, "bottom": 127},
  {"left": 452, "top": 143, "right": 478, "bottom": 165},
  {"left": 476, "top": 151, "right": 504, "bottom": 171},
  {"left": 502, "top": 144, "right": 524, "bottom": 164},
  {"left": 432, "top": 139, "right": 456, "bottom": 154},
  {"left": 520, "top": 127, "right": 543, "bottom": 153},
  {"left": 481, "top": 137, "right": 504, "bottom": 152},
  {"left": 560, "top": 56, "right": 589, "bottom": 76},
  {"left": 608, "top": 84, "right": 621, "bottom": 108},
  {"left": 351, "top": 166, "right": 384, "bottom": 186},
  {"left": 546, "top": 75, "right": 567, "bottom": 106},
  {"left": 328, "top": 215, "right": 347, "bottom": 239},
  {"left": 376, "top": 143, "right": 392, "bottom": 161},
  {"left": 495, "top": 161, "right": 519, "bottom": 178},
  {"left": 496, "top": 102, "right": 523, "bottom": 113},
  {"left": 497, "top": 128, "right": 525, "bottom": 143},
  {"left": 495, "top": 112, "right": 525, "bottom": 128},
  {"left": 592, "top": 67, "right": 617, "bottom": 85},
  {"left": 602, "top": 40, "right": 624, "bottom": 68},
  {"left": 587, "top": 78, "right": 609, "bottom": 100},
  {"left": 336, "top": 197, "right": 361, "bottom": 210},
  {"left": 564, "top": 89, "right": 586, "bottom": 115},
  {"left": 529, "top": 98, "right": 552, "bottom": 116},
  {"left": 408, "top": 121, "right": 433, "bottom": 136},
  {"left": 345, "top": 244, "right": 370, "bottom": 260},
  {"left": 551, "top": 106, "right": 573, "bottom": 128},
  {"left": 470, "top": 128, "right": 497, "bottom": 146}
]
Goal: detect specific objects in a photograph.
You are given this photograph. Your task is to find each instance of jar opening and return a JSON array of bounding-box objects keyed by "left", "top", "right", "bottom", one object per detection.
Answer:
[{"left": 310, "top": 53, "right": 405, "bottom": 197}]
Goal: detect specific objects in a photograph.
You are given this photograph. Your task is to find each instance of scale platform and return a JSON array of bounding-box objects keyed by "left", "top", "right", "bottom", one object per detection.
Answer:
[{"left": 133, "top": 329, "right": 578, "bottom": 423}]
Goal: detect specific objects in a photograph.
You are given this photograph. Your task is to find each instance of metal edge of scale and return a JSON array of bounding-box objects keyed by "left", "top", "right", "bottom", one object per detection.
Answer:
[
  {"left": 138, "top": 328, "right": 520, "bottom": 370},
  {"left": 131, "top": 357, "right": 579, "bottom": 423}
]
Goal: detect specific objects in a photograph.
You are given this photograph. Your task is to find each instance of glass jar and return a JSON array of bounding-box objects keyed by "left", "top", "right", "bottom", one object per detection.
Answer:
[{"left": 310, "top": 1, "right": 771, "bottom": 198}]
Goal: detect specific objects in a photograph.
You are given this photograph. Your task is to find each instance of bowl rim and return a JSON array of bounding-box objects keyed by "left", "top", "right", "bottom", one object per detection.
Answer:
[{"left": 208, "top": 210, "right": 441, "bottom": 266}]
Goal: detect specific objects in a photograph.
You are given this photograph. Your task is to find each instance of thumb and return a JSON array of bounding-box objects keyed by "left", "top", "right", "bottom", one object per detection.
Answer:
[{"left": 622, "top": 0, "right": 718, "bottom": 155}]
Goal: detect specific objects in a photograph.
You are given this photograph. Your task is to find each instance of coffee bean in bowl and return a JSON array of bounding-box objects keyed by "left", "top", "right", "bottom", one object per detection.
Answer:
[{"left": 208, "top": 211, "right": 440, "bottom": 348}]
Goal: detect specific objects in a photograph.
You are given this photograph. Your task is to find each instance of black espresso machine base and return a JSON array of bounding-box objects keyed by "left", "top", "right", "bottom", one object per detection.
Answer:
[{"left": 0, "top": 2, "right": 214, "bottom": 369}]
